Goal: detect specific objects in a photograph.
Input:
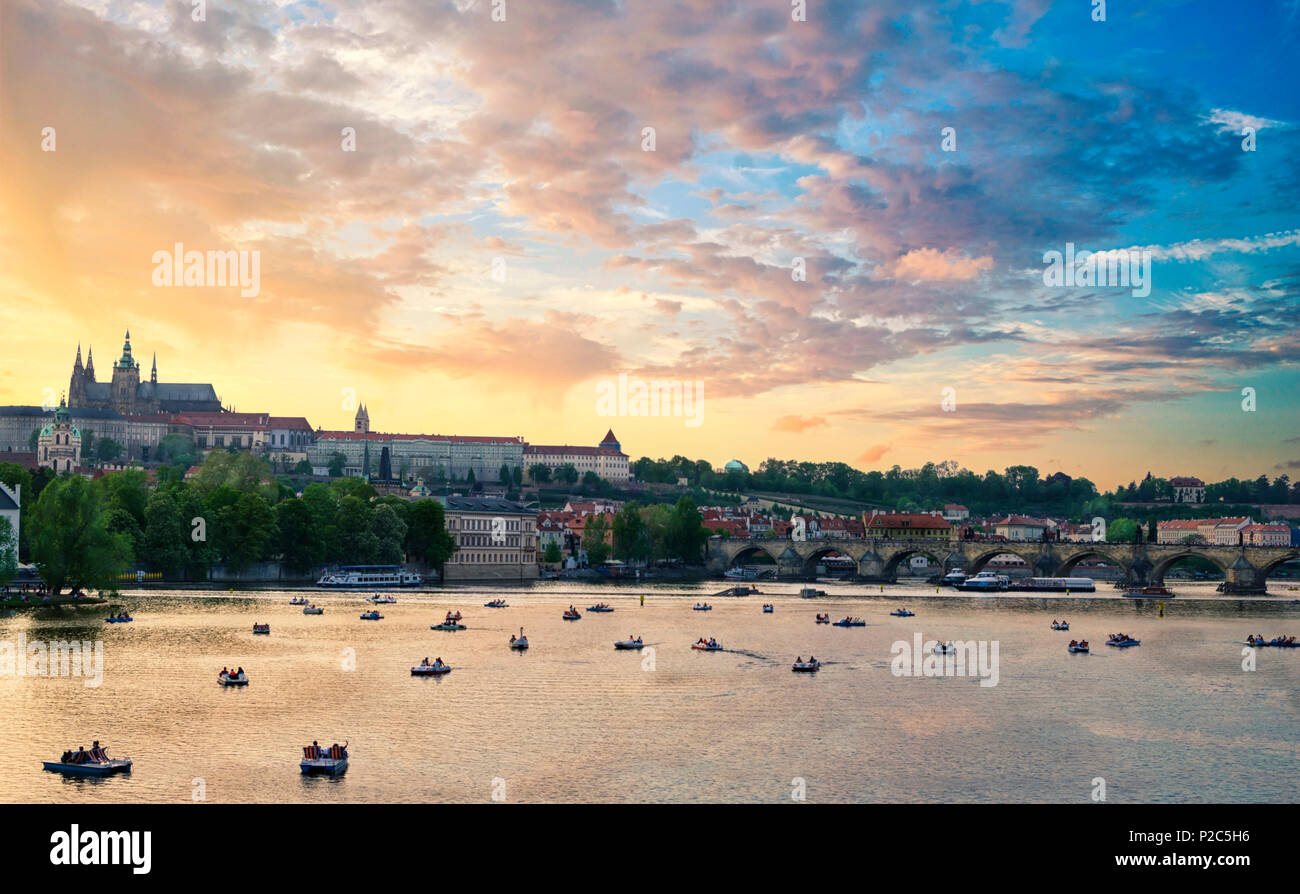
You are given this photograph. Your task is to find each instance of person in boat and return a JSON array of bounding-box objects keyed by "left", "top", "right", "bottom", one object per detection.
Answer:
[
  {"left": 72, "top": 746, "right": 88, "bottom": 764},
  {"left": 1069, "top": 640, "right": 1077, "bottom": 647},
  {"left": 236, "top": 667, "right": 244, "bottom": 677},
  {"left": 808, "top": 655, "right": 816, "bottom": 664},
  {"left": 796, "top": 656, "right": 803, "bottom": 663}
]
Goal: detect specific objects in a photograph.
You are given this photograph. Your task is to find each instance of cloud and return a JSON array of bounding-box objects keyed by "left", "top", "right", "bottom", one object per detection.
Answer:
[
  {"left": 772, "top": 415, "right": 827, "bottom": 433},
  {"left": 886, "top": 248, "right": 995, "bottom": 282}
]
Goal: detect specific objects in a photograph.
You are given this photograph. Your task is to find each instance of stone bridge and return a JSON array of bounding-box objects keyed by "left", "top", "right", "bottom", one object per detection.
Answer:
[{"left": 705, "top": 536, "right": 1300, "bottom": 594}]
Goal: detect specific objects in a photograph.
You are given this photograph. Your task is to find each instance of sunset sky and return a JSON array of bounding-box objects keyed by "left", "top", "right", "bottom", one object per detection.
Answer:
[{"left": 2, "top": 0, "right": 1298, "bottom": 488}]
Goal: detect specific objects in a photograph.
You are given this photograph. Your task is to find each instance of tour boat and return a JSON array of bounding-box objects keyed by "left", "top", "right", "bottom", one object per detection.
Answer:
[
  {"left": 562, "top": 609, "right": 581, "bottom": 620},
  {"left": 365, "top": 594, "right": 397, "bottom": 604},
  {"left": 1123, "top": 585, "right": 1175, "bottom": 599},
  {"left": 44, "top": 748, "right": 132, "bottom": 777},
  {"left": 432, "top": 621, "right": 466, "bottom": 631},
  {"left": 791, "top": 659, "right": 821, "bottom": 672},
  {"left": 762, "top": 604, "right": 774, "bottom": 613},
  {"left": 104, "top": 615, "right": 133, "bottom": 623},
  {"left": 832, "top": 617, "right": 865, "bottom": 627},
  {"left": 509, "top": 630, "right": 529, "bottom": 650},
  {"left": 411, "top": 662, "right": 451, "bottom": 676},
  {"left": 692, "top": 640, "right": 723, "bottom": 651},
  {"left": 1050, "top": 622, "right": 1070, "bottom": 631},
  {"left": 940, "top": 570, "right": 967, "bottom": 587},
  {"left": 359, "top": 611, "right": 383, "bottom": 621},
  {"left": 218, "top": 670, "right": 249, "bottom": 686},
  {"left": 252, "top": 623, "right": 270, "bottom": 635},
  {"left": 587, "top": 603, "right": 615, "bottom": 613},
  {"left": 1105, "top": 636, "right": 1141, "bottom": 647},
  {"left": 933, "top": 642, "right": 956, "bottom": 654},
  {"left": 814, "top": 614, "right": 831, "bottom": 624},
  {"left": 303, "top": 605, "right": 324, "bottom": 615},
  {"left": 614, "top": 638, "right": 645, "bottom": 649},
  {"left": 954, "top": 572, "right": 1010, "bottom": 592},
  {"left": 692, "top": 603, "right": 712, "bottom": 611},
  {"left": 1009, "top": 577, "right": 1096, "bottom": 593},
  {"left": 725, "top": 567, "right": 760, "bottom": 580},
  {"left": 289, "top": 597, "right": 309, "bottom": 605},
  {"left": 890, "top": 609, "right": 915, "bottom": 617},
  {"left": 484, "top": 599, "right": 509, "bottom": 608},
  {"left": 317, "top": 565, "right": 422, "bottom": 589},
  {"left": 1068, "top": 642, "right": 1090, "bottom": 654},
  {"left": 300, "top": 743, "right": 348, "bottom": 776},
  {"left": 799, "top": 588, "right": 827, "bottom": 599}
]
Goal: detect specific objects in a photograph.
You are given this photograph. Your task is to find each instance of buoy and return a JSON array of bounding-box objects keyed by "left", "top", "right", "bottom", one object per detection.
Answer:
[
  {"left": 640, "top": 594, "right": 645, "bottom": 606},
  {"left": 1158, "top": 600, "right": 1165, "bottom": 617}
]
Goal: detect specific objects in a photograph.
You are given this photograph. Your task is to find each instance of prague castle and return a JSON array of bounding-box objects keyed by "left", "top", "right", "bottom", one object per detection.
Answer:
[{"left": 68, "top": 331, "right": 222, "bottom": 415}]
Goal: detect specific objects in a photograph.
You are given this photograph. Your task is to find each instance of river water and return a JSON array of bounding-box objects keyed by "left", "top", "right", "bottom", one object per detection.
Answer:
[{"left": 2, "top": 580, "right": 1296, "bottom": 803}]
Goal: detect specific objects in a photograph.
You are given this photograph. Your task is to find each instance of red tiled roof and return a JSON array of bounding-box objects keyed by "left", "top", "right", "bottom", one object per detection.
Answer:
[{"left": 866, "top": 513, "right": 952, "bottom": 530}]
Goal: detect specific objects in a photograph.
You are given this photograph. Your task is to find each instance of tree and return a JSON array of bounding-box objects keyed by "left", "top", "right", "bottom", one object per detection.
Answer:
[
  {"left": 29, "top": 476, "right": 133, "bottom": 595},
  {"left": 543, "top": 540, "right": 562, "bottom": 564},
  {"left": 331, "top": 477, "right": 377, "bottom": 502},
  {"left": 612, "top": 502, "right": 649, "bottom": 561},
  {"left": 82, "top": 429, "right": 96, "bottom": 459},
  {"left": 529, "top": 463, "right": 552, "bottom": 484},
  {"left": 293, "top": 459, "right": 314, "bottom": 475},
  {"left": 275, "top": 498, "right": 322, "bottom": 574},
  {"left": 500, "top": 463, "right": 512, "bottom": 487},
  {"left": 558, "top": 464, "right": 579, "bottom": 485},
  {"left": 372, "top": 503, "right": 409, "bottom": 565},
  {"left": 95, "top": 438, "right": 124, "bottom": 464},
  {"left": 582, "top": 470, "right": 600, "bottom": 489},
  {"left": 583, "top": 513, "right": 610, "bottom": 566},
  {"left": 216, "top": 492, "right": 277, "bottom": 572},
  {"left": 142, "top": 491, "right": 188, "bottom": 576},
  {"left": 406, "top": 499, "right": 456, "bottom": 569},
  {"left": 156, "top": 434, "right": 197, "bottom": 468},
  {"left": 0, "top": 462, "right": 34, "bottom": 560},
  {"left": 0, "top": 516, "right": 17, "bottom": 585},
  {"left": 328, "top": 452, "right": 347, "bottom": 477},
  {"left": 1106, "top": 518, "right": 1138, "bottom": 544},
  {"left": 336, "top": 496, "right": 378, "bottom": 563},
  {"left": 466, "top": 468, "right": 477, "bottom": 488},
  {"left": 667, "top": 497, "right": 708, "bottom": 562},
  {"left": 379, "top": 446, "right": 392, "bottom": 481}
]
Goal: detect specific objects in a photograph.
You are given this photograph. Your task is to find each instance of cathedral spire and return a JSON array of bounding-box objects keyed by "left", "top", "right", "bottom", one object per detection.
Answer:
[
  {"left": 85, "top": 346, "right": 95, "bottom": 379},
  {"left": 74, "top": 343, "right": 83, "bottom": 373},
  {"left": 151, "top": 352, "right": 157, "bottom": 384}
]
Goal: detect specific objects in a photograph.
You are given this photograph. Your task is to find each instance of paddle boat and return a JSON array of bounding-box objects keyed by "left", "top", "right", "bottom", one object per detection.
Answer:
[
  {"left": 587, "top": 603, "right": 615, "bottom": 613},
  {"left": 1050, "top": 621, "right": 1070, "bottom": 631},
  {"left": 303, "top": 604, "right": 324, "bottom": 615},
  {"left": 692, "top": 603, "right": 712, "bottom": 611},
  {"left": 1243, "top": 635, "right": 1297, "bottom": 648},
  {"left": 933, "top": 641, "right": 956, "bottom": 654},
  {"left": 411, "top": 659, "right": 451, "bottom": 676},
  {"left": 366, "top": 594, "right": 397, "bottom": 604},
  {"left": 691, "top": 637, "right": 723, "bottom": 651},
  {"left": 1067, "top": 640, "right": 1090, "bottom": 654},
  {"left": 300, "top": 742, "right": 348, "bottom": 776},
  {"left": 832, "top": 617, "right": 865, "bottom": 627},
  {"left": 218, "top": 668, "right": 249, "bottom": 686},
  {"left": 762, "top": 604, "right": 774, "bottom": 613},
  {"left": 289, "top": 597, "right": 309, "bottom": 605},
  {"left": 890, "top": 609, "right": 915, "bottom": 618},
  {"left": 791, "top": 658, "right": 821, "bottom": 673},
  {"left": 359, "top": 610, "right": 383, "bottom": 621},
  {"left": 1105, "top": 634, "right": 1141, "bottom": 647},
  {"left": 815, "top": 614, "right": 831, "bottom": 624},
  {"left": 432, "top": 620, "right": 466, "bottom": 631},
  {"left": 614, "top": 637, "right": 645, "bottom": 649},
  {"left": 252, "top": 623, "right": 270, "bottom": 635},
  {"left": 104, "top": 613, "right": 133, "bottom": 623},
  {"left": 484, "top": 599, "right": 509, "bottom": 608},
  {"left": 509, "top": 629, "right": 529, "bottom": 650},
  {"left": 562, "top": 608, "right": 582, "bottom": 621},
  {"left": 43, "top": 744, "right": 131, "bottom": 777}
]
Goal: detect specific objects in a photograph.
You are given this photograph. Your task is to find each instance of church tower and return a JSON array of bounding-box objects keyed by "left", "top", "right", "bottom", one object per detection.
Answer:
[
  {"left": 69, "top": 345, "right": 86, "bottom": 407},
  {"left": 355, "top": 403, "right": 370, "bottom": 433},
  {"left": 151, "top": 352, "right": 157, "bottom": 385},
  {"left": 111, "top": 329, "right": 141, "bottom": 415}
]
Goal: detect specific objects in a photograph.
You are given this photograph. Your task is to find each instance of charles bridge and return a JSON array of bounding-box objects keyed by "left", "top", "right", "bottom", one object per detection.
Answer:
[{"left": 705, "top": 536, "right": 1300, "bottom": 594}]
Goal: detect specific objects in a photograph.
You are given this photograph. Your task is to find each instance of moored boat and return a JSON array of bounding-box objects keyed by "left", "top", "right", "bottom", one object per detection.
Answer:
[
  {"left": 940, "top": 569, "right": 967, "bottom": 587},
  {"left": 1122, "top": 585, "right": 1175, "bottom": 598},
  {"left": 1009, "top": 577, "right": 1096, "bottom": 593},
  {"left": 300, "top": 742, "right": 348, "bottom": 776},
  {"left": 798, "top": 587, "right": 827, "bottom": 599},
  {"left": 953, "top": 572, "right": 1010, "bottom": 592},
  {"left": 317, "top": 565, "right": 421, "bottom": 589}
]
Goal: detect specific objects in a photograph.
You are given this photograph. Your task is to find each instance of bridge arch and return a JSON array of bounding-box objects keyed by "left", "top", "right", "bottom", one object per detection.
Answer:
[
  {"left": 800, "top": 544, "right": 858, "bottom": 578},
  {"left": 964, "top": 547, "right": 1034, "bottom": 575},
  {"left": 1056, "top": 548, "right": 1131, "bottom": 578},
  {"left": 1149, "top": 550, "right": 1230, "bottom": 584},
  {"left": 1257, "top": 550, "right": 1300, "bottom": 581},
  {"left": 724, "top": 542, "right": 783, "bottom": 568},
  {"left": 882, "top": 545, "right": 950, "bottom": 578}
]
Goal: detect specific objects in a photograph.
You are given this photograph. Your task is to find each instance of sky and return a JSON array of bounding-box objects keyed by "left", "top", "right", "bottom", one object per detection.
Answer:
[{"left": 1, "top": 0, "right": 1298, "bottom": 489}]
